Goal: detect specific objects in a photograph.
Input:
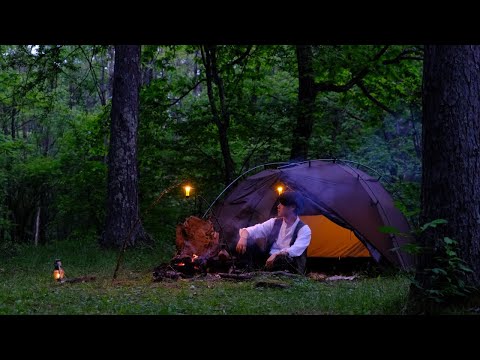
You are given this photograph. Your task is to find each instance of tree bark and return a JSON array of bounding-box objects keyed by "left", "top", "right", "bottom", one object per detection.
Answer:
[
  {"left": 101, "top": 45, "right": 151, "bottom": 248},
  {"left": 409, "top": 45, "right": 480, "bottom": 312},
  {"left": 291, "top": 45, "right": 316, "bottom": 161}
]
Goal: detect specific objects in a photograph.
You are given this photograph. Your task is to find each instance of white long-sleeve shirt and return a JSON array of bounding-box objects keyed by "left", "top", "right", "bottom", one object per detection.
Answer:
[{"left": 239, "top": 217, "right": 311, "bottom": 257}]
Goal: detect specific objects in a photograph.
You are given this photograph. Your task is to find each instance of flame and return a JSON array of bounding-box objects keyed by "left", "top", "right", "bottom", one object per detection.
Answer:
[
  {"left": 177, "top": 262, "right": 185, "bottom": 267},
  {"left": 276, "top": 185, "right": 284, "bottom": 195}
]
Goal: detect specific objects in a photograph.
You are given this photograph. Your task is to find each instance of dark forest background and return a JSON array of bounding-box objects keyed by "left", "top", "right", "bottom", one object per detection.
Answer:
[{"left": 0, "top": 45, "right": 422, "bottom": 251}]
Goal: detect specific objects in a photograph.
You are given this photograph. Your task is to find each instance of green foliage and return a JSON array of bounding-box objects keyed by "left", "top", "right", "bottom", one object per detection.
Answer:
[
  {"left": 418, "top": 235, "right": 474, "bottom": 304},
  {"left": 383, "top": 219, "right": 474, "bottom": 305},
  {"left": 53, "top": 110, "right": 108, "bottom": 239}
]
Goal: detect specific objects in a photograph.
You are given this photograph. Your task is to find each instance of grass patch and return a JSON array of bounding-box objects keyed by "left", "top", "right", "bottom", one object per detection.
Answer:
[{"left": 0, "top": 237, "right": 411, "bottom": 315}]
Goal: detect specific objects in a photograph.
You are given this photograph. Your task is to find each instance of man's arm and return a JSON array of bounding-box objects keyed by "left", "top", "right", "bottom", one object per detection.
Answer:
[
  {"left": 236, "top": 228, "right": 249, "bottom": 254},
  {"left": 235, "top": 218, "right": 276, "bottom": 254},
  {"left": 283, "top": 225, "right": 312, "bottom": 257}
]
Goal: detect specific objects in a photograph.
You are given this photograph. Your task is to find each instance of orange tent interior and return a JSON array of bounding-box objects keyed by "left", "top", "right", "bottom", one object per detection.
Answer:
[{"left": 300, "top": 215, "right": 371, "bottom": 258}]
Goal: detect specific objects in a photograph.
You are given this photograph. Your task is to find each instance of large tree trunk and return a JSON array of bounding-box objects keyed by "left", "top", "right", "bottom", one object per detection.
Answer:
[
  {"left": 409, "top": 45, "right": 480, "bottom": 312},
  {"left": 101, "top": 45, "right": 150, "bottom": 248},
  {"left": 290, "top": 45, "right": 317, "bottom": 161}
]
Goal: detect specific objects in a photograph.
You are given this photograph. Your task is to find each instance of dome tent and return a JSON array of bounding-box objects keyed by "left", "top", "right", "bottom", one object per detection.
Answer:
[{"left": 209, "top": 160, "right": 413, "bottom": 269}]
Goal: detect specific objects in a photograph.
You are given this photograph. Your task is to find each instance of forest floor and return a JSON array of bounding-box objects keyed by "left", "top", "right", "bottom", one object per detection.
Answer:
[{"left": 0, "top": 238, "right": 472, "bottom": 315}]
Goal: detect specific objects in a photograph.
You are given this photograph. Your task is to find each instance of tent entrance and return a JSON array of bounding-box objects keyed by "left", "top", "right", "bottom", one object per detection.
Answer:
[{"left": 300, "top": 215, "right": 371, "bottom": 258}]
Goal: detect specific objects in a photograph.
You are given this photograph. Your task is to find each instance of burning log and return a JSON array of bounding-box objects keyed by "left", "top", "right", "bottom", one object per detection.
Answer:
[{"left": 170, "top": 254, "right": 208, "bottom": 276}]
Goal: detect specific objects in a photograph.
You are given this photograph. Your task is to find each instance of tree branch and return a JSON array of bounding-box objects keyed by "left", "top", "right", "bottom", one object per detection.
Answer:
[
  {"left": 80, "top": 46, "right": 106, "bottom": 105},
  {"left": 357, "top": 80, "right": 398, "bottom": 116},
  {"left": 383, "top": 47, "right": 424, "bottom": 65},
  {"left": 226, "top": 45, "right": 254, "bottom": 67},
  {"left": 344, "top": 110, "right": 365, "bottom": 122},
  {"left": 168, "top": 78, "right": 205, "bottom": 106},
  {"left": 14, "top": 119, "right": 34, "bottom": 131},
  {"left": 316, "top": 45, "right": 389, "bottom": 93}
]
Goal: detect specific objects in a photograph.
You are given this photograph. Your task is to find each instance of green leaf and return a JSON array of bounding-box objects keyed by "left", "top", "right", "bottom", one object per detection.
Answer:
[
  {"left": 378, "top": 226, "right": 401, "bottom": 234},
  {"left": 443, "top": 237, "right": 455, "bottom": 245},
  {"left": 458, "top": 263, "right": 474, "bottom": 273},
  {"left": 431, "top": 268, "right": 447, "bottom": 275},
  {"left": 420, "top": 219, "right": 448, "bottom": 232},
  {"left": 446, "top": 250, "right": 457, "bottom": 257},
  {"left": 397, "top": 243, "right": 423, "bottom": 255}
]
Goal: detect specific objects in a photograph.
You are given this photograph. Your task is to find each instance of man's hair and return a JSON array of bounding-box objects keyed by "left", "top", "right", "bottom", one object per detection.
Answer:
[{"left": 278, "top": 191, "right": 304, "bottom": 215}]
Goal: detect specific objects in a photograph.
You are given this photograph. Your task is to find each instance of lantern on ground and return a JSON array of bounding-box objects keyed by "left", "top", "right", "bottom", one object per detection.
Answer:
[{"left": 53, "top": 259, "right": 65, "bottom": 282}]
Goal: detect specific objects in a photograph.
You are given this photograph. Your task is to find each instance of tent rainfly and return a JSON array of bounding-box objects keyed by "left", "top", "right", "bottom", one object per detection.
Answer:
[{"left": 210, "top": 160, "right": 413, "bottom": 269}]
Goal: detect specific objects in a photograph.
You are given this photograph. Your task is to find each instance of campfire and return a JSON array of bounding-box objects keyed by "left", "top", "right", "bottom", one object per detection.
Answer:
[
  {"left": 153, "top": 216, "right": 232, "bottom": 281},
  {"left": 171, "top": 253, "right": 205, "bottom": 274}
]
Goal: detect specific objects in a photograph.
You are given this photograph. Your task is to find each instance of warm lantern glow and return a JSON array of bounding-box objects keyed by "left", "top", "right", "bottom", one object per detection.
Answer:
[
  {"left": 53, "top": 270, "right": 61, "bottom": 280},
  {"left": 184, "top": 185, "right": 192, "bottom": 198},
  {"left": 52, "top": 269, "right": 65, "bottom": 281},
  {"left": 53, "top": 259, "right": 65, "bottom": 282},
  {"left": 276, "top": 186, "right": 284, "bottom": 195}
]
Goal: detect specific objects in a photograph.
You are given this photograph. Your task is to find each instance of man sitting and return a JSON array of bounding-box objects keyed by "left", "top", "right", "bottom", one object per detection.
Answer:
[{"left": 235, "top": 191, "right": 312, "bottom": 274}]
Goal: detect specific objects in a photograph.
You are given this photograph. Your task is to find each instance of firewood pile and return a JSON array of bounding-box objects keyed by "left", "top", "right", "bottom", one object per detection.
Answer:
[{"left": 153, "top": 216, "right": 234, "bottom": 281}]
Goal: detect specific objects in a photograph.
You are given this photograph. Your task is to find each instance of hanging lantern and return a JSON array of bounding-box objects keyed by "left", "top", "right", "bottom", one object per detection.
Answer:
[
  {"left": 53, "top": 259, "right": 65, "bottom": 282},
  {"left": 184, "top": 185, "right": 192, "bottom": 198},
  {"left": 276, "top": 185, "right": 284, "bottom": 195}
]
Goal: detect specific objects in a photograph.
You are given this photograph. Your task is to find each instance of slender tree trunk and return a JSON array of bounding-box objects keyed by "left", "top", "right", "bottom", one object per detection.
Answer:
[
  {"left": 408, "top": 45, "right": 480, "bottom": 313},
  {"left": 291, "top": 45, "right": 317, "bottom": 161},
  {"left": 34, "top": 206, "right": 40, "bottom": 246},
  {"left": 10, "top": 106, "right": 16, "bottom": 140},
  {"left": 409, "top": 106, "right": 422, "bottom": 159},
  {"left": 107, "top": 46, "right": 115, "bottom": 101},
  {"left": 201, "top": 45, "right": 235, "bottom": 186},
  {"left": 1, "top": 104, "right": 7, "bottom": 135},
  {"left": 22, "top": 120, "right": 28, "bottom": 139},
  {"left": 99, "top": 52, "right": 107, "bottom": 106},
  {"left": 193, "top": 50, "right": 202, "bottom": 96},
  {"left": 42, "top": 128, "right": 50, "bottom": 156},
  {"left": 101, "top": 45, "right": 151, "bottom": 248}
]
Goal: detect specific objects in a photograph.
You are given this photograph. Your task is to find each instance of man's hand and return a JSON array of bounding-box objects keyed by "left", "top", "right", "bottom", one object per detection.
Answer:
[
  {"left": 265, "top": 253, "right": 277, "bottom": 269},
  {"left": 236, "top": 236, "right": 247, "bottom": 254}
]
